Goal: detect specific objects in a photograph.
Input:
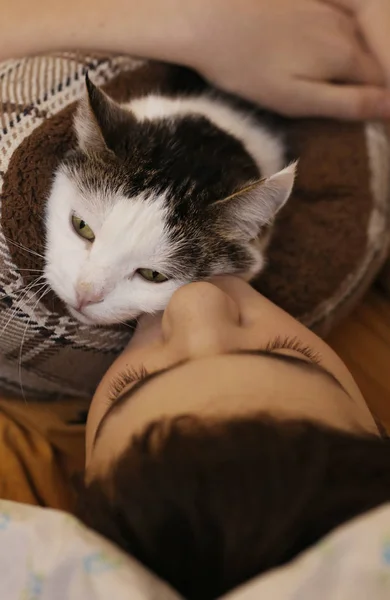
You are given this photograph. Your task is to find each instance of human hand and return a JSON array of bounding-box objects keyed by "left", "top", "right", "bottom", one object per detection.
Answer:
[
  {"left": 333, "top": 0, "right": 390, "bottom": 85},
  {"left": 3, "top": 0, "right": 390, "bottom": 121},
  {"left": 187, "top": 0, "right": 390, "bottom": 120}
]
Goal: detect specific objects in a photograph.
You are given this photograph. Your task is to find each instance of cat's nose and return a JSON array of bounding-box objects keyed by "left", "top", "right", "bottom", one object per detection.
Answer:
[{"left": 75, "top": 286, "right": 105, "bottom": 310}]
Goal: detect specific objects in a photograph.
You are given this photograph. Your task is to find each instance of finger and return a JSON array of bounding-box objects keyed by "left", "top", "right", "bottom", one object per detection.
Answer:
[
  {"left": 342, "top": 46, "right": 385, "bottom": 86},
  {"left": 330, "top": 0, "right": 390, "bottom": 85},
  {"left": 272, "top": 80, "right": 390, "bottom": 120},
  {"left": 359, "top": 6, "right": 390, "bottom": 87},
  {"left": 324, "top": 20, "right": 385, "bottom": 86}
]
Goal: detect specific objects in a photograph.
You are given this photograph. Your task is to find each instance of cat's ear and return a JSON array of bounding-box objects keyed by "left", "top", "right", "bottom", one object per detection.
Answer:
[
  {"left": 74, "top": 73, "right": 133, "bottom": 155},
  {"left": 213, "top": 162, "right": 297, "bottom": 240}
]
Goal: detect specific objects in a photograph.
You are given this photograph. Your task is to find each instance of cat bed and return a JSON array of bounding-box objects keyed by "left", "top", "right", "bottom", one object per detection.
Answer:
[{"left": 0, "top": 52, "right": 389, "bottom": 399}]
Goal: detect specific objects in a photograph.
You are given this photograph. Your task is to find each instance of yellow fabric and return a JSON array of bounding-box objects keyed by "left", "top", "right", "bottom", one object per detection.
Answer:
[{"left": 0, "top": 397, "right": 87, "bottom": 511}]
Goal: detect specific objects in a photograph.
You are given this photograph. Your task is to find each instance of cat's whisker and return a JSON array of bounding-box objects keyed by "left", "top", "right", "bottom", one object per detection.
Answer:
[
  {"left": 0, "top": 275, "right": 49, "bottom": 325},
  {"left": 18, "top": 283, "right": 51, "bottom": 404},
  {"left": 12, "top": 277, "right": 47, "bottom": 304},
  {"left": 0, "top": 302, "right": 22, "bottom": 337},
  {"left": 20, "top": 281, "right": 49, "bottom": 305},
  {"left": 18, "top": 317, "right": 32, "bottom": 405},
  {"left": 0, "top": 274, "right": 45, "bottom": 292},
  {"left": 2, "top": 235, "right": 45, "bottom": 260},
  {"left": 2, "top": 235, "right": 44, "bottom": 258},
  {"left": 17, "top": 275, "right": 46, "bottom": 290},
  {"left": 0, "top": 290, "right": 32, "bottom": 334},
  {"left": 0, "top": 276, "right": 45, "bottom": 302},
  {"left": 36, "top": 212, "right": 46, "bottom": 224},
  {"left": 115, "top": 319, "right": 136, "bottom": 330},
  {"left": 128, "top": 316, "right": 142, "bottom": 331},
  {"left": 10, "top": 281, "right": 50, "bottom": 333},
  {"left": 0, "top": 277, "right": 47, "bottom": 335},
  {"left": 0, "top": 268, "right": 45, "bottom": 272}
]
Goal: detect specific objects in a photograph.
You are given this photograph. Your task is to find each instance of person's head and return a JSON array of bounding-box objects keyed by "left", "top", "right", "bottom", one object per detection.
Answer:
[{"left": 77, "top": 276, "right": 390, "bottom": 599}]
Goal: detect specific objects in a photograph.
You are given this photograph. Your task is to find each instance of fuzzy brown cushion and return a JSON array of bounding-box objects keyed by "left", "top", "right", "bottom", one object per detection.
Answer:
[{"left": 0, "top": 52, "right": 389, "bottom": 398}]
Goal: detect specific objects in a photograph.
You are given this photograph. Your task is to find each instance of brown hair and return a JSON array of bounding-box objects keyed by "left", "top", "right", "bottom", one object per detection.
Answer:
[{"left": 76, "top": 415, "right": 390, "bottom": 599}]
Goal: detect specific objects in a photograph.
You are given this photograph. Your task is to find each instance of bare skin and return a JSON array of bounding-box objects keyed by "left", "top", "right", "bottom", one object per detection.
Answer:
[
  {"left": 84, "top": 277, "right": 379, "bottom": 478},
  {"left": 3, "top": 0, "right": 390, "bottom": 119}
]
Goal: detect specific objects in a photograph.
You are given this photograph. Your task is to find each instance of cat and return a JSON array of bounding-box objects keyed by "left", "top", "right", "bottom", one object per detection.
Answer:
[{"left": 44, "top": 69, "right": 296, "bottom": 326}]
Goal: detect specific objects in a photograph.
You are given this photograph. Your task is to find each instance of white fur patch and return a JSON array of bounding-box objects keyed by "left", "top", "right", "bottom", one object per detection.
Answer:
[
  {"left": 45, "top": 171, "right": 184, "bottom": 324},
  {"left": 46, "top": 92, "right": 288, "bottom": 324},
  {"left": 127, "top": 95, "right": 284, "bottom": 177}
]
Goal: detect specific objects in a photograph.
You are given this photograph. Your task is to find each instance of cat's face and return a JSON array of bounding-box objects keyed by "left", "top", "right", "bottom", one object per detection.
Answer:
[
  {"left": 45, "top": 167, "right": 186, "bottom": 325},
  {"left": 44, "top": 76, "right": 295, "bottom": 325}
]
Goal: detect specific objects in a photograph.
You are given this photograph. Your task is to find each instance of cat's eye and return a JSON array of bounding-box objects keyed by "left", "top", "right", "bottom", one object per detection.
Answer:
[
  {"left": 137, "top": 268, "right": 169, "bottom": 283},
  {"left": 71, "top": 215, "right": 95, "bottom": 242}
]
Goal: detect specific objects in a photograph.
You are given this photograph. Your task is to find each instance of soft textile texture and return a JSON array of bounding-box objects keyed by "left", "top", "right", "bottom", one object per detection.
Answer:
[
  {"left": 0, "top": 398, "right": 86, "bottom": 509},
  {"left": 0, "top": 53, "right": 389, "bottom": 398},
  {"left": 0, "top": 500, "right": 390, "bottom": 600}
]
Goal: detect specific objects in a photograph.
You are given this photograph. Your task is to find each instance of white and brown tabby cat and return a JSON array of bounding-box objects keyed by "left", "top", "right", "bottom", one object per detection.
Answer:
[{"left": 45, "top": 71, "right": 296, "bottom": 325}]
